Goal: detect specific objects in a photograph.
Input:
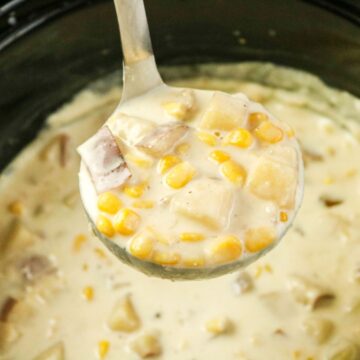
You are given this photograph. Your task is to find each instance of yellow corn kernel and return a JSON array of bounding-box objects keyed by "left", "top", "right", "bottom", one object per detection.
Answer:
[
  {"left": 162, "top": 102, "right": 189, "bottom": 120},
  {"left": 129, "top": 231, "right": 155, "bottom": 260},
  {"left": 264, "top": 263, "right": 273, "bottom": 273},
  {"left": 280, "top": 211, "right": 288, "bottom": 222},
  {"left": 245, "top": 227, "right": 276, "bottom": 253},
  {"left": 94, "top": 247, "right": 107, "bottom": 259},
  {"left": 98, "top": 340, "right": 110, "bottom": 359},
  {"left": 248, "top": 112, "right": 268, "bottom": 130},
  {"left": 157, "top": 155, "right": 181, "bottom": 175},
  {"left": 254, "top": 265, "right": 263, "bottom": 279},
  {"left": 96, "top": 215, "right": 115, "bottom": 238},
  {"left": 114, "top": 209, "right": 141, "bottom": 236},
  {"left": 323, "top": 176, "right": 334, "bottom": 185},
  {"left": 205, "top": 316, "right": 232, "bottom": 335},
  {"left": 208, "top": 150, "right": 230, "bottom": 164},
  {"left": 208, "top": 235, "right": 242, "bottom": 264},
  {"left": 97, "top": 192, "right": 122, "bottom": 214},
  {"left": 153, "top": 251, "right": 180, "bottom": 266},
  {"left": 285, "top": 126, "right": 295, "bottom": 138},
  {"left": 196, "top": 131, "right": 217, "bottom": 146},
  {"left": 182, "top": 256, "right": 205, "bottom": 268},
  {"left": 123, "top": 184, "right": 146, "bottom": 198},
  {"left": 175, "top": 142, "right": 190, "bottom": 155},
  {"left": 8, "top": 200, "right": 23, "bottom": 215},
  {"left": 130, "top": 332, "right": 162, "bottom": 358},
  {"left": 179, "top": 232, "right": 205, "bottom": 242},
  {"left": 164, "top": 162, "right": 196, "bottom": 189},
  {"left": 220, "top": 160, "right": 247, "bottom": 186},
  {"left": 132, "top": 200, "right": 154, "bottom": 209},
  {"left": 223, "top": 128, "right": 253, "bottom": 148},
  {"left": 73, "top": 234, "right": 87, "bottom": 251},
  {"left": 83, "top": 286, "right": 94, "bottom": 301},
  {"left": 126, "top": 154, "right": 153, "bottom": 168},
  {"left": 254, "top": 121, "right": 284, "bottom": 143}
]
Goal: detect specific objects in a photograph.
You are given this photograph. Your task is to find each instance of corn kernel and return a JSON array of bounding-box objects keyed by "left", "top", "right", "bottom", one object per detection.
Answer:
[
  {"left": 153, "top": 251, "right": 180, "bottom": 266},
  {"left": 162, "top": 102, "right": 190, "bottom": 120},
  {"left": 96, "top": 215, "right": 115, "bottom": 238},
  {"left": 98, "top": 340, "right": 110, "bottom": 359},
  {"left": 196, "top": 131, "right": 217, "bottom": 146},
  {"left": 208, "top": 150, "right": 230, "bottom": 164},
  {"left": 175, "top": 142, "right": 190, "bottom": 155},
  {"left": 123, "top": 184, "right": 146, "bottom": 198},
  {"left": 73, "top": 234, "right": 87, "bottom": 251},
  {"left": 83, "top": 286, "right": 94, "bottom": 301},
  {"left": 8, "top": 200, "right": 23, "bottom": 215},
  {"left": 248, "top": 112, "right": 268, "bottom": 130},
  {"left": 157, "top": 155, "right": 181, "bottom": 175},
  {"left": 94, "top": 247, "right": 107, "bottom": 259},
  {"left": 97, "top": 192, "right": 122, "bottom": 214},
  {"left": 245, "top": 227, "right": 276, "bottom": 253},
  {"left": 182, "top": 257, "right": 205, "bottom": 268},
  {"left": 207, "top": 235, "right": 242, "bottom": 264},
  {"left": 280, "top": 211, "right": 288, "bottom": 222},
  {"left": 220, "top": 160, "right": 247, "bottom": 186},
  {"left": 129, "top": 230, "right": 155, "bottom": 260},
  {"left": 323, "top": 176, "right": 334, "bottom": 185},
  {"left": 254, "top": 121, "right": 284, "bottom": 143},
  {"left": 223, "top": 128, "right": 253, "bottom": 148},
  {"left": 164, "top": 162, "right": 196, "bottom": 189},
  {"left": 130, "top": 332, "right": 162, "bottom": 358},
  {"left": 205, "top": 316, "right": 232, "bottom": 335},
  {"left": 179, "top": 232, "right": 205, "bottom": 242},
  {"left": 285, "top": 126, "right": 296, "bottom": 138},
  {"left": 264, "top": 263, "right": 273, "bottom": 273},
  {"left": 132, "top": 200, "right": 154, "bottom": 209},
  {"left": 114, "top": 209, "right": 141, "bottom": 236},
  {"left": 254, "top": 265, "right": 263, "bottom": 279},
  {"left": 126, "top": 154, "right": 153, "bottom": 168}
]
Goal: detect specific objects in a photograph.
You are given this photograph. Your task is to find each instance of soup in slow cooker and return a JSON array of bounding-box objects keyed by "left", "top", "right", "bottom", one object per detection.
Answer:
[{"left": 0, "top": 63, "right": 360, "bottom": 360}]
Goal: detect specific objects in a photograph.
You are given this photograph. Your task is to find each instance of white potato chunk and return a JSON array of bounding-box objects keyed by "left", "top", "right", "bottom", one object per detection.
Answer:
[
  {"left": 171, "top": 178, "right": 233, "bottom": 229},
  {"left": 108, "top": 113, "right": 155, "bottom": 146},
  {"left": 129, "top": 331, "right": 162, "bottom": 358},
  {"left": 107, "top": 295, "right": 140, "bottom": 332},
  {"left": 301, "top": 316, "right": 334, "bottom": 344},
  {"left": 247, "top": 154, "right": 297, "bottom": 209},
  {"left": 77, "top": 126, "right": 131, "bottom": 193},
  {"left": 200, "top": 92, "right": 249, "bottom": 130},
  {"left": 32, "top": 342, "right": 64, "bottom": 360},
  {"left": 136, "top": 123, "right": 189, "bottom": 158}
]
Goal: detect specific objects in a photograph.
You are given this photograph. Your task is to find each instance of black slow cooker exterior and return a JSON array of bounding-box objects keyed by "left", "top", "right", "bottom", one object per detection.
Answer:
[{"left": 0, "top": 0, "right": 359, "bottom": 171}]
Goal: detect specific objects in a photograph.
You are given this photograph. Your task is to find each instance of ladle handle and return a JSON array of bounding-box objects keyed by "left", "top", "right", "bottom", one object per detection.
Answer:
[{"left": 114, "top": 0, "right": 163, "bottom": 102}]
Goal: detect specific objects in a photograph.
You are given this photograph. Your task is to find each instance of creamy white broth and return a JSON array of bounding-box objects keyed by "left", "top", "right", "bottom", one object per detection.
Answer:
[{"left": 1, "top": 63, "right": 360, "bottom": 360}]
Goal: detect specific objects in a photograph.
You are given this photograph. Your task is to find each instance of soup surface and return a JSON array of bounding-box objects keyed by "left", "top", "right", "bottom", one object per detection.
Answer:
[{"left": 1, "top": 63, "right": 360, "bottom": 360}]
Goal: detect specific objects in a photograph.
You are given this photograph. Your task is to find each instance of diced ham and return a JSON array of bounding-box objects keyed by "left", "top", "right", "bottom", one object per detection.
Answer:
[
  {"left": 77, "top": 126, "right": 131, "bottom": 193},
  {"left": 136, "top": 123, "right": 189, "bottom": 158}
]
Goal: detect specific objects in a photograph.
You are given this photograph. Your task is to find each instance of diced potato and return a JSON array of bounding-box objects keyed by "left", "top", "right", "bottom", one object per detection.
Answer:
[
  {"left": 129, "top": 228, "right": 156, "bottom": 260},
  {"left": 223, "top": 128, "right": 253, "bottom": 148},
  {"left": 107, "top": 295, "right": 140, "bottom": 332},
  {"left": 170, "top": 178, "right": 233, "bottom": 230},
  {"left": 108, "top": 113, "right": 155, "bottom": 146},
  {"left": 248, "top": 156, "right": 297, "bottom": 209},
  {"left": 220, "top": 160, "right": 247, "bottom": 186},
  {"left": 97, "top": 192, "right": 122, "bottom": 214},
  {"left": 301, "top": 316, "right": 334, "bottom": 344},
  {"left": 244, "top": 227, "right": 276, "bottom": 253},
  {"left": 136, "top": 123, "right": 189, "bottom": 158},
  {"left": 32, "top": 342, "right": 65, "bottom": 360},
  {"left": 157, "top": 155, "right": 181, "bottom": 175},
  {"left": 129, "top": 331, "right": 162, "bottom": 358},
  {"left": 207, "top": 235, "right": 242, "bottom": 264},
  {"left": 205, "top": 316, "right": 232, "bottom": 335},
  {"left": 164, "top": 162, "right": 195, "bottom": 189},
  {"left": 287, "top": 275, "right": 335, "bottom": 310},
  {"left": 96, "top": 215, "right": 115, "bottom": 238},
  {"left": 113, "top": 209, "right": 141, "bottom": 236},
  {"left": 200, "top": 92, "right": 248, "bottom": 131}
]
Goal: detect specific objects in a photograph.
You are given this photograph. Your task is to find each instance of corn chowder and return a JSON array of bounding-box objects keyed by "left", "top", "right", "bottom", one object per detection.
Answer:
[
  {"left": 78, "top": 84, "right": 303, "bottom": 271},
  {"left": 0, "top": 63, "right": 360, "bottom": 359}
]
